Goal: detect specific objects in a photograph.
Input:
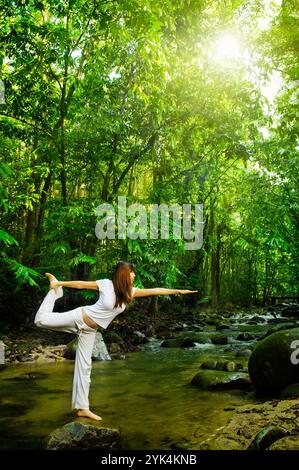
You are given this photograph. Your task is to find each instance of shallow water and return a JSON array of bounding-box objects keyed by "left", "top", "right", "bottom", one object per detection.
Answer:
[{"left": 0, "top": 339, "right": 259, "bottom": 450}]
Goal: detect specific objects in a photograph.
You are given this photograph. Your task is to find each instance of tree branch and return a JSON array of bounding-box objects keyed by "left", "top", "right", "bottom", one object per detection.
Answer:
[{"left": 0, "top": 113, "right": 52, "bottom": 136}]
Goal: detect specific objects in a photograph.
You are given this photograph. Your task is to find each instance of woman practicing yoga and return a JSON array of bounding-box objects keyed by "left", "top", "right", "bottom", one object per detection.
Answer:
[{"left": 34, "top": 261, "right": 198, "bottom": 421}]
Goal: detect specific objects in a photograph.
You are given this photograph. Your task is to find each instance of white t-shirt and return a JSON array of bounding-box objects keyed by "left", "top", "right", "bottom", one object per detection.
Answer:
[{"left": 83, "top": 279, "right": 137, "bottom": 329}]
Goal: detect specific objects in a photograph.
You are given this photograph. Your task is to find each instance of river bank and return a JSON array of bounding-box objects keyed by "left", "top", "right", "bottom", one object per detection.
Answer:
[
  {"left": 1, "top": 302, "right": 299, "bottom": 449},
  {"left": 0, "top": 304, "right": 279, "bottom": 364}
]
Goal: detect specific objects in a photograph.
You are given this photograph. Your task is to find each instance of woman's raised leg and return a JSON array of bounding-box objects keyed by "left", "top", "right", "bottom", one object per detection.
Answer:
[{"left": 34, "top": 288, "right": 83, "bottom": 334}]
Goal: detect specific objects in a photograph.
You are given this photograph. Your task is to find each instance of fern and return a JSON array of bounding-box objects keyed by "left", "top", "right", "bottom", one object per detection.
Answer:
[
  {"left": 2, "top": 257, "right": 42, "bottom": 287},
  {"left": 0, "top": 229, "right": 19, "bottom": 247},
  {"left": 53, "top": 243, "right": 71, "bottom": 254},
  {"left": 70, "top": 254, "right": 97, "bottom": 267}
]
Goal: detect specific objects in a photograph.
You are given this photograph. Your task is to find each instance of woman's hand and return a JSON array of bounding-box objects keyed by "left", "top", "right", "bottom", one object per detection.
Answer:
[{"left": 178, "top": 289, "right": 198, "bottom": 294}]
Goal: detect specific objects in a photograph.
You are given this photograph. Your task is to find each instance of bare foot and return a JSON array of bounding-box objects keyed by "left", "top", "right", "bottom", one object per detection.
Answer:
[
  {"left": 77, "top": 409, "right": 102, "bottom": 421},
  {"left": 45, "top": 272, "right": 59, "bottom": 291}
]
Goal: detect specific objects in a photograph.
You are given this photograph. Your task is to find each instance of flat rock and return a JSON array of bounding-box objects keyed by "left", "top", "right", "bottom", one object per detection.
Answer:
[{"left": 46, "top": 421, "right": 121, "bottom": 450}]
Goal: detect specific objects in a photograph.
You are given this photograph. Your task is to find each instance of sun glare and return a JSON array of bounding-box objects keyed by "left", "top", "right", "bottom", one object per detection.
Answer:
[
  {"left": 213, "top": 33, "right": 242, "bottom": 60},
  {"left": 208, "top": 31, "right": 251, "bottom": 67}
]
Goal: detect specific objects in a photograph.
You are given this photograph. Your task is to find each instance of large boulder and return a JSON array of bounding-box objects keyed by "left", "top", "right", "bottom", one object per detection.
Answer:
[
  {"left": 64, "top": 332, "right": 111, "bottom": 361},
  {"left": 248, "top": 327, "right": 299, "bottom": 393},
  {"left": 46, "top": 422, "right": 121, "bottom": 450}
]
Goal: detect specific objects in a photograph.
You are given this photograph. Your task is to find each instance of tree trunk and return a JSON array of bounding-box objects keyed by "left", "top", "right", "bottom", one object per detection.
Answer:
[
  {"left": 148, "top": 296, "right": 159, "bottom": 316},
  {"left": 22, "top": 209, "right": 35, "bottom": 265},
  {"left": 32, "top": 171, "right": 53, "bottom": 266},
  {"left": 211, "top": 216, "right": 221, "bottom": 307}
]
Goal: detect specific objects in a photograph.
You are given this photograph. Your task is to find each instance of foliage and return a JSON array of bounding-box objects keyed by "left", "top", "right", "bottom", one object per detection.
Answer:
[{"left": 0, "top": 0, "right": 298, "bottom": 311}]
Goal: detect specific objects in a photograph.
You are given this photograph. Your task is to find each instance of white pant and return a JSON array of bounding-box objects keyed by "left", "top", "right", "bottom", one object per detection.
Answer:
[{"left": 34, "top": 288, "right": 97, "bottom": 410}]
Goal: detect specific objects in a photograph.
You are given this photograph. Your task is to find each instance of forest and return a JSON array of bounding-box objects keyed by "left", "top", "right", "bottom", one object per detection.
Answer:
[{"left": 0, "top": 0, "right": 298, "bottom": 320}]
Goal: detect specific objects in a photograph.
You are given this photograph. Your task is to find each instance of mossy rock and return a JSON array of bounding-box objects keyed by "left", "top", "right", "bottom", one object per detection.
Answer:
[
  {"left": 247, "top": 425, "right": 288, "bottom": 450},
  {"left": 104, "top": 332, "right": 124, "bottom": 345},
  {"left": 210, "top": 334, "right": 228, "bottom": 345},
  {"left": 280, "top": 383, "right": 299, "bottom": 399},
  {"left": 177, "top": 332, "right": 212, "bottom": 344},
  {"left": 191, "top": 370, "right": 252, "bottom": 390},
  {"left": 63, "top": 337, "right": 77, "bottom": 359},
  {"left": 269, "top": 436, "right": 299, "bottom": 450},
  {"left": 46, "top": 422, "right": 121, "bottom": 450},
  {"left": 160, "top": 338, "right": 195, "bottom": 348},
  {"left": 201, "top": 360, "right": 218, "bottom": 370},
  {"left": 248, "top": 327, "right": 299, "bottom": 393}
]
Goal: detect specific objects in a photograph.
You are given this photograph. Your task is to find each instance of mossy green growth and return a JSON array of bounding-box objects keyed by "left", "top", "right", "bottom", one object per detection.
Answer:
[{"left": 248, "top": 327, "right": 299, "bottom": 393}]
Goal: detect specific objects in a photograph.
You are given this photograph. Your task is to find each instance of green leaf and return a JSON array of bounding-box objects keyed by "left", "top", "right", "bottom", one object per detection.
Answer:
[
  {"left": 0, "top": 230, "right": 19, "bottom": 247},
  {"left": 70, "top": 254, "right": 97, "bottom": 267}
]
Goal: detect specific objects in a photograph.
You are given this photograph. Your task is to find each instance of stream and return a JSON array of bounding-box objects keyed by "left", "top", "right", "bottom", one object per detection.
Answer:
[{"left": 0, "top": 309, "right": 296, "bottom": 450}]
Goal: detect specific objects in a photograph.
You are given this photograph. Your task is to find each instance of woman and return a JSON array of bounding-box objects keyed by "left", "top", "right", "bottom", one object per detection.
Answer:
[{"left": 34, "top": 261, "right": 198, "bottom": 421}]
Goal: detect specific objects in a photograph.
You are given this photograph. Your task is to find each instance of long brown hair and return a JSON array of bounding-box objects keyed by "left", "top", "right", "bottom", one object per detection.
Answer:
[{"left": 112, "top": 261, "right": 136, "bottom": 308}]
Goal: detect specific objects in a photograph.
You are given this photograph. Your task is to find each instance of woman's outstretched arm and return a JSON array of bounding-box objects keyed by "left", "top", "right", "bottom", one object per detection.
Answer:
[{"left": 133, "top": 288, "right": 198, "bottom": 298}]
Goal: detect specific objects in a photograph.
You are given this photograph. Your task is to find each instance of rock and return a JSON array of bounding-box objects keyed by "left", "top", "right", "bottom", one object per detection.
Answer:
[
  {"left": 64, "top": 332, "right": 111, "bottom": 361},
  {"left": 92, "top": 332, "right": 112, "bottom": 361},
  {"left": 281, "top": 304, "right": 299, "bottom": 318},
  {"left": 16, "top": 355, "right": 33, "bottom": 362},
  {"left": 178, "top": 332, "right": 212, "bottom": 344},
  {"left": 131, "top": 331, "right": 148, "bottom": 346},
  {"left": 215, "top": 323, "right": 231, "bottom": 331},
  {"left": 202, "top": 325, "right": 216, "bottom": 332},
  {"left": 5, "top": 372, "right": 41, "bottom": 381},
  {"left": 160, "top": 338, "right": 195, "bottom": 348},
  {"left": 201, "top": 360, "right": 218, "bottom": 370},
  {"left": 110, "top": 353, "right": 126, "bottom": 360},
  {"left": 248, "top": 327, "right": 299, "bottom": 393},
  {"left": 170, "top": 442, "right": 191, "bottom": 450},
  {"left": 203, "top": 317, "right": 218, "bottom": 326},
  {"left": 236, "top": 333, "right": 254, "bottom": 341},
  {"left": 36, "top": 356, "right": 55, "bottom": 363},
  {"left": 133, "top": 330, "right": 146, "bottom": 339},
  {"left": 269, "top": 435, "right": 299, "bottom": 450},
  {"left": 46, "top": 422, "right": 121, "bottom": 450},
  {"left": 247, "top": 425, "right": 288, "bottom": 450},
  {"left": 208, "top": 399, "right": 299, "bottom": 450},
  {"left": 104, "top": 331, "right": 124, "bottom": 345},
  {"left": 261, "top": 323, "right": 298, "bottom": 339},
  {"left": 109, "top": 343, "right": 122, "bottom": 353},
  {"left": 181, "top": 338, "right": 196, "bottom": 347},
  {"left": 63, "top": 338, "right": 77, "bottom": 359},
  {"left": 145, "top": 325, "right": 155, "bottom": 336},
  {"left": 236, "top": 349, "right": 252, "bottom": 358},
  {"left": 156, "top": 327, "right": 173, "bottom": 339},
  {"left": 280, "top": 383, "right": 299, "bottom": 399},
  {"left": 216, "top": 361, "right": 237, "bottom": 372},
  {"left": 247, "top": 315, "right": 267, "bottom": 324},
  {"left": 191, "top": 370, "right": 252, "bottom": 390},
  {"left": 210, "top": 334, "right": 228, "bottom": 345},
  {"left": 201, "top": 360, "right": 243, "bottom": 372}
]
